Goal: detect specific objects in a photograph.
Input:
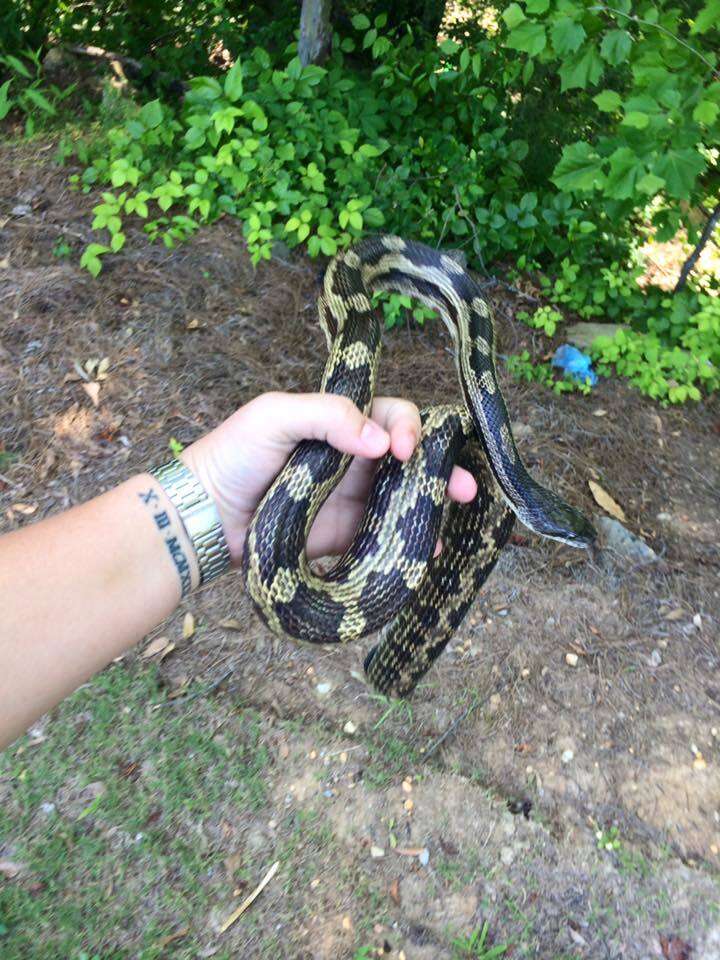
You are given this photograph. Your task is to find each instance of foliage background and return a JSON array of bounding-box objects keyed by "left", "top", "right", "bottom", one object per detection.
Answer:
[{"left": 0, "top": 0, "right": 718, "bottom": 403}]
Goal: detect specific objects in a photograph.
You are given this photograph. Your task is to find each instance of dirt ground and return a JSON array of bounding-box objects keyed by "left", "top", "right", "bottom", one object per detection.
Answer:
[{"left": 1, "top": 140, "right": 719, "bottom": 959}]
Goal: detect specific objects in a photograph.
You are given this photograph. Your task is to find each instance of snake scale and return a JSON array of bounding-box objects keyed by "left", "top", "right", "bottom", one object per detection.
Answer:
[{"left": 243, "top": 235, "right": 596, "bottom": 698}]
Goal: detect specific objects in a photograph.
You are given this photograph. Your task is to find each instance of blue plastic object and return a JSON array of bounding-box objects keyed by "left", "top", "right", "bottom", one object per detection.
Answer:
[{"left": 551, "top": 344, "right": 598, "bottom": 386}]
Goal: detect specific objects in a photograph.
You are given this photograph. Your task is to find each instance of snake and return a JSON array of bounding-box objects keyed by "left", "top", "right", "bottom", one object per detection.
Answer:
[{"left": 242, "top": 235, "right": 596, "bottom": 698}]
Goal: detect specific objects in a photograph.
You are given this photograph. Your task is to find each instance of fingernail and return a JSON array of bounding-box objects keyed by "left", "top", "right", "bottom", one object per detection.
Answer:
[{"left": 360, "top": 419, "right": 388, "bottom": 446}]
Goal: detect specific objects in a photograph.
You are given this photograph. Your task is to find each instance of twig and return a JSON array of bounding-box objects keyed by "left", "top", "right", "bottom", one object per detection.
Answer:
[
  {"left": 422, "top": 689, "right": 498, "bottom": 761},
  {"left": 589, "top": 5, "right": 720, "bottom": 79},
  {"left": 674, "top": 201, "right": 720, "bottom": 292},
  {"left": 0, "top": 471, "right": 23, "bottom": 490},
  {"left": 219, "top": 860, "right": 280, "bottom": 933},
  {"left": 155, "top": 666, "right": 233, "bottom": 708}
]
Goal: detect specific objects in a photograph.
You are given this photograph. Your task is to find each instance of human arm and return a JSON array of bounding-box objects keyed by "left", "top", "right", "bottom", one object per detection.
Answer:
[{"left": 0, "top": 392, "right": 476, "bottom": 748}]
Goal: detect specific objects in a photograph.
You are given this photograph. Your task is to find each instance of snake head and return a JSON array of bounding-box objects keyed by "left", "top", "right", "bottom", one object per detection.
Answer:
[{"left": 529, "top": 489, "right": 597, "bottom": 548}]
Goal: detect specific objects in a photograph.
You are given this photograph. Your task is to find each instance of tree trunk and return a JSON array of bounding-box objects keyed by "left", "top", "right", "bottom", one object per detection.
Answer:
[
  {"left": 674, "top": 201, "right": 720, "bottom": 292},
  {"left": 298, "top": 0, "right": 333, "bottom": 65}
]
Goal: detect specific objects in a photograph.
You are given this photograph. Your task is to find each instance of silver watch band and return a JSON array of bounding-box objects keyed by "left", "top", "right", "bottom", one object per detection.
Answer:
[{"left": 150, "top": 459, "right": 231, "bottom": 592}]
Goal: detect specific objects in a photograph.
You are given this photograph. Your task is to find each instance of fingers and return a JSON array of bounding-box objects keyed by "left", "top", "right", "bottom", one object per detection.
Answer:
[
  {"left": 252, "top": 392, "right": 391, "bottom": 459},
  {"left": 370, "top": 397, "right": 421, "bottom": 462},
  {"left": 248, "top": 392, "right": 478, "bottom": 502},
  {"left": 447, "top": 466, "right": 478, "bottom": 503}
]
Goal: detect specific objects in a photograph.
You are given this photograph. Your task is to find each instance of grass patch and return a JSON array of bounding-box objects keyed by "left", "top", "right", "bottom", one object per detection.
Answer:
[{"left": 0, "top": 664, "right": 270, "bottom": 959}]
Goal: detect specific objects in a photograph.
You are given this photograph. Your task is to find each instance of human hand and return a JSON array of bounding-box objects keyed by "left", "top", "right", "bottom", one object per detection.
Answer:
[{"left": 182, "top": 392, "right": 478, "bottom": 564}]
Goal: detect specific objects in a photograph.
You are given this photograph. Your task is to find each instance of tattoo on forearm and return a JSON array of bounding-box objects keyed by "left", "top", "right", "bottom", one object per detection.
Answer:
[{"left": 138, "top": 489, "right": 193, "bottom": 596}]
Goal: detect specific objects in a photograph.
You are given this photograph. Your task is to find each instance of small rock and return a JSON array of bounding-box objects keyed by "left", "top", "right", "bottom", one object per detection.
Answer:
[
  {"left": 488, "top": 693, "right": 502, "bottom": 713},
  {"left": 647, "top": 649, "right": 662, "bottom": 668},
  {"left": 565, "top": 653, "right": 579, "bottom": 667},
  {"left": 370, "top": 846, "right": 385, "bottom": 859},
  {"left": 512, "top": 422, "right": 533, "bottom": 440},
  {"left": 595, "top": 516, "right": 657, "bottom": 565},
  {"left": 566, "top": 321, "right": 628, "bottom": 351},
  {"left": 316, "top": 682, "right": 332, "bottom": 695},
  {"left": 11, "top": 203, "right": 32, "bottom": 217},
  {"left": 657, "top": 512, "right": 672, "bottom": 523},
  {"left": 561, "top": 749, "right": 574, "bottom": 764},
  {"left": 271, "top": 240, "right": 292, "bottom": 261},
  {"left": 343, "top": 720, "right": 357, "bottom": 734},
  {"left": 418, "top": 848, "right": 430, "bottom": 866},
  {"left": 500, "top": 846, "right": 515, "bottom": 865}
]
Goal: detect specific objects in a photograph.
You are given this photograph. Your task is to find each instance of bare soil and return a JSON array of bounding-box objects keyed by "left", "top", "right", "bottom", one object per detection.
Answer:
[{"left": 1, "top": 140, "right": 719, "bottom": 959}]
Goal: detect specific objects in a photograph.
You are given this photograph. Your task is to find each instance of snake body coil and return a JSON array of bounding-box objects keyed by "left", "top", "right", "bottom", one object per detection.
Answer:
[{"left": 243, "top": 236, "right": 595, "bottom": 697}]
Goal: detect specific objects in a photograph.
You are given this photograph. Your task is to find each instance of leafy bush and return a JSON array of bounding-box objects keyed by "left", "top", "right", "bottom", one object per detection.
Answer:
[
  {"left": 3, "top": 0, "right": 716, "bottom": 403},
  {"left": 0, "top": 48, "right": 76, "bottom": 134}
]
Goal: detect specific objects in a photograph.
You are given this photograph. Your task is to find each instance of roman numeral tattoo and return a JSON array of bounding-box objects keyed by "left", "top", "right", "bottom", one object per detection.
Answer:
[{"left": 138, "top": 490, "right": 193, "bottom": 596}]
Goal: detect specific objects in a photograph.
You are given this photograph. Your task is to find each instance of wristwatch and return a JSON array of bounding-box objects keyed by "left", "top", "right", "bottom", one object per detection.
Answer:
[{"left": 150, "top": 459, "right": 231, "bottom": 590}]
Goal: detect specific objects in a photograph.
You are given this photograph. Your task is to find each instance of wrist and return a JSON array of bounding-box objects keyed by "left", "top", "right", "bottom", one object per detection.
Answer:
[
  {"left": 150, "top": 456, "right": 232, "bottom": 591},
  {"left": 180, "top": 441, "right": 247, "bottom": 565}
]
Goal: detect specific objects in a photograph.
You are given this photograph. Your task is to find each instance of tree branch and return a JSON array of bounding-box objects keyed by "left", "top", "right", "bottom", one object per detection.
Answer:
[{"left": 674, "top": 201, "right": 720, "bottom": 292}]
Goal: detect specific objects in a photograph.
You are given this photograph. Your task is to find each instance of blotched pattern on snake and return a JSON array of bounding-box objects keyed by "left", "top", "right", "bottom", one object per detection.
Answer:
[{"left": 243, "top": 235, "right": 595, "bottom": 697}]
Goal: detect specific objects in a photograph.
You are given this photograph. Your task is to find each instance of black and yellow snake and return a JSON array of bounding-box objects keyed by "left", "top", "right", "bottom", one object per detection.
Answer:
[{"left": 243, "top": 236, "right": 595, "bottom": 697}]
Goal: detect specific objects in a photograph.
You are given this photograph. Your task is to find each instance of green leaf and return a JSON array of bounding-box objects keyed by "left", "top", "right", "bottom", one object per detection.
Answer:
[
  {"left": 224, "top": 60, "right": 244, "bottom": 101},
  {"left": 655, "top": 149, "right": 706, "bottom": 198},
  {"left": 593, "top": 89, "right": 622, "bottom": 112},
  {"left": 526, "top": 0, "right": 549, "bottom": 12},
  {"left": 622, "top": 110, "right": 649, "bottom": 128},
  {"left": 637, "top": 172, "right": 665, "bottom": 194},
  {"left": 559, "top": 46, "right": 603, "bottom": 90},
  {"left": 506, "top": 23, "right": 547, "bottom": 56},
  {"left": 502, "top": 3, "right": 526, "bottom": 29},
  {"left": 439, "top": 38, "right": 460, "bottom": 55},
  {"left": 110, "top": 231, "right": 126, "bottom": 252},
  {"left": 604, "top": 147, "right": 643, "bottom": 199},
  {"left": 320, "top": 236, "right": 337, "bottom": 256},
  {"left": 351, "top": 13, "right": 371, "bottom": 29},
  {"left": 552, "top": 141, "right": 605, "bottom": 192},
  {"left": 0, "top": 79, "right": 13, "bottom": 120},
  {"left": 551, "top": 18, "right": 586, "bottom": 56},
  {"left": 600, "top": 29, "right": 632, "bottom": 65},
  {"left": 693, "top": 100, "right": 719, "bottom": 125},
  {"left": 358, "top": 143, "right": 383, "bottom": 158},
  {"left": 364, "top": 207, "right": 385, "bottom": 227},
  {"left": 139, "top": 99, "right": 163, "bottom": 129},
  {"left": 4, "top": 54, "right": 31, "bottom": 79},
  {"left": 691, "top": 0, "right": 720, "bottom": 33},
  {"left": 460, "top": 48, "right": 471, "bottom": 72},
  {"left": 24, "top": 88, "right": 55, "bottom": 115}
]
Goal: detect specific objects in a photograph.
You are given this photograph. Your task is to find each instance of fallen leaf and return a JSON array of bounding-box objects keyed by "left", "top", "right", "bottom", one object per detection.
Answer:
[
  {"left": 217, "top": 618, "right": 243, "bottom": 631},
  {"left": 588, "top": 480, "right": 626, "bottom": 522},
  {"left": 182, "top": 612, "right": 196, "bottom": 639},
  {"left": 96, "top": 357, "right": 110, "bottom": 381},
  {"left": 219, "top": 861, "right": 279, "bottom": 933},
  {"left": 663, "top": 608, "right": 685, "bottom": 621},
  {"left": 156, "top": 928, "right": 189, "bottom": 949},
  {"left": 389, "top": 878, "right": 401, "bottom": 906},
  {"left": 394, "top": 847, "right": 426, "bottom": 857},
  {"left": 141, "top": 636, "right": 174, "bottom": 660},
  {"left": 660, "top": 935, "right": 692, "bottom": 960},
  {"left": 0, "top": 860, "right": 25, "bottom": 878},
  {"left": 11, "top": 503, "right": 38, "bottom": 516},
  {"left": 370, "top": 846, "right": 385, "bottom": 858},
  {"left": 82, "top": 381, "right": 101, "bottom": 408}
]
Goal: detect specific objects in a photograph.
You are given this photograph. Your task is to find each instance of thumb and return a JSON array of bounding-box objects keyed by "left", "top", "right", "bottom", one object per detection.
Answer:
[{"left": 256, "top": 392, "right": 391, "bottom": 459}]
